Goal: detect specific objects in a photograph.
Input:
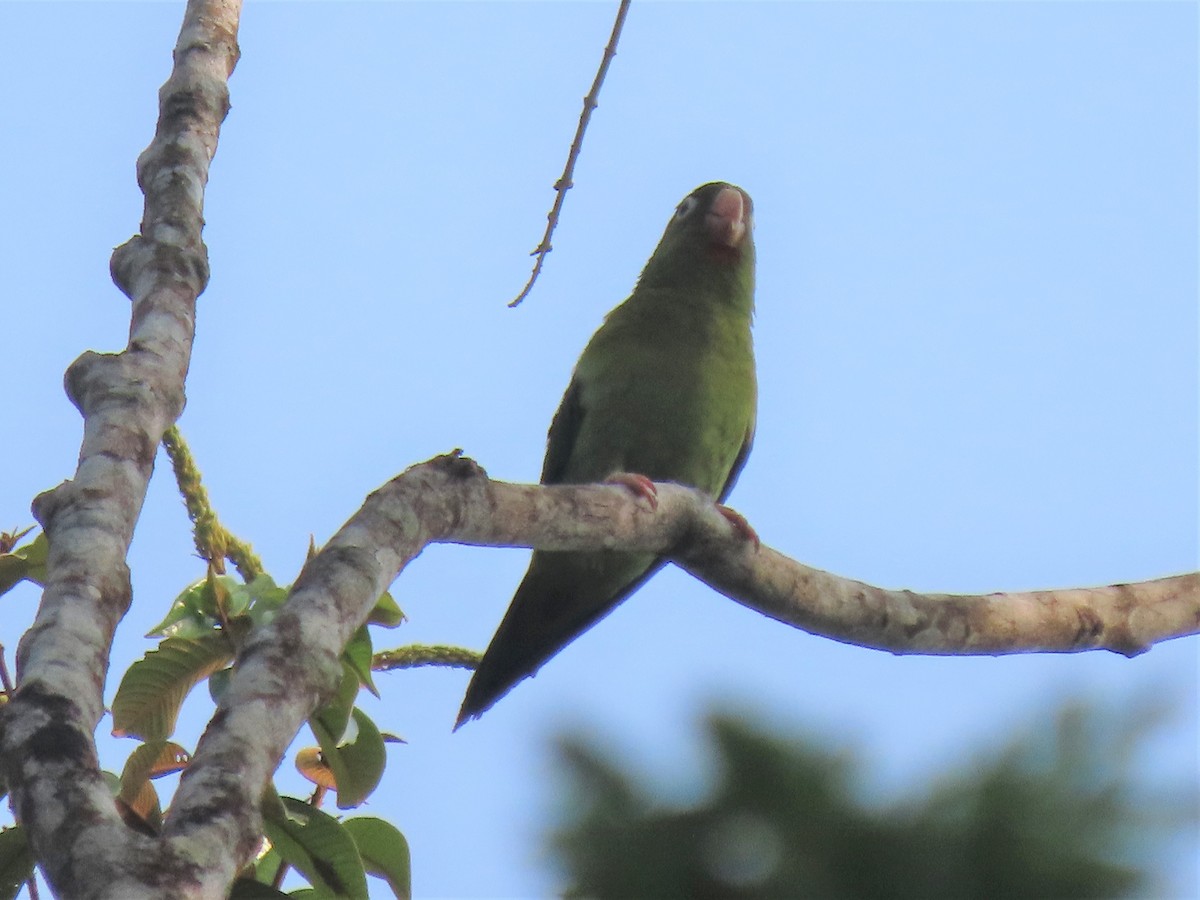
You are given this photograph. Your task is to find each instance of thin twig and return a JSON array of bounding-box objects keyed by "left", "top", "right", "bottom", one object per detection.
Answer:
[{"left": 509, "top": 0, "right": 632, "bottom": 307}]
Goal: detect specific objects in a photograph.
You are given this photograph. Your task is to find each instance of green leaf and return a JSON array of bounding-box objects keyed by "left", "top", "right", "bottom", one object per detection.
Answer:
[
  {"left": 252, "top": 844, "right": 283, "bottom": 888},
  {"left": 245, "top": 574, "right": 291, "bottom": 629},
  {"left": 101, "top": 770, "right": 121, "bottom": 795},
  {"left": 0, "top": 533, "right": 48, "bottom": 598},
  {"left": 367, "top": 591, "right": 405, "bottom": 628},
  {"left": 112, "top": 636, "right": 233, "bottom": 740},
  {"left": 260, "top": 781, "right": 289, "bottom": 827},
  {"left": 147, "top": 572, "right": 287, "bottom": 640},
  {"left": 228, "top": 878, "right": 291, "bottom": 899},
  {"left": 208, "top": 666, "right": 233, "bottom": 704},
  {"left": 262, "top": 797, "right": 368, "bottom": 900},
  {"left": 310, "top": 708, "right": 387, "bottom": 810},
  {"left": 311, "top": 662, "right": 358, "bottom": 746},
  {"left": 343, "top": 627, "right": 378, "bottom": 697},
  {"left": 0, "top": 826, "right": 34, "bottom": 900},
  {"left": 343, "top": 817, "right": 411, "bottom": 900},
  {"left": 146, "top": 578, "right": 222, "bottom": 638}
]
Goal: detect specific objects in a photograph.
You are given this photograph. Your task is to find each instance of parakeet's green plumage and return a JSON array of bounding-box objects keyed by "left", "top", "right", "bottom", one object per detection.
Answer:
[{"left": 456, "top": 182, "right": 757, "bottom": 727}]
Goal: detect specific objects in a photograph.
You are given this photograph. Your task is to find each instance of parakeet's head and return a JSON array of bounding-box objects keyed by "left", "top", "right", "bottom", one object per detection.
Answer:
[{"left": 636, "top": 182, "right": 756, "bottom": 300}]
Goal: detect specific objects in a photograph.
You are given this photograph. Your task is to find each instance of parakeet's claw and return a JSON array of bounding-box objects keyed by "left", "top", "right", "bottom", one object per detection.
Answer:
[
  {"left": 717, "top": 504, "right": 759, "bottom": 550},
  {"left": 605, "top": 472, "right": 659, "bottom": 511}
]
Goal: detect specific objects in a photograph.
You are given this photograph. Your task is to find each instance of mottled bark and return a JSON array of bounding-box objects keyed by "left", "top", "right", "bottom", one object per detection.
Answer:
[
  {"left": 3, "top": 0, "right": 1195, "bottom": 897},
  {"left": 160, "top": 449, "right": 1193, "bottom": 892},
  {"left": 0, "top": 2, "right": 242, "bottom": 898},
  {"left": 317, "top": 453, "right": 1200, "bottom": 662}
]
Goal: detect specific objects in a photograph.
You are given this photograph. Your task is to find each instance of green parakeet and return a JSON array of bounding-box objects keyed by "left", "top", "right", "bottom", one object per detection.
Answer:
[{"left": 456, "top": 182, "right": 757, "bottom": 727}]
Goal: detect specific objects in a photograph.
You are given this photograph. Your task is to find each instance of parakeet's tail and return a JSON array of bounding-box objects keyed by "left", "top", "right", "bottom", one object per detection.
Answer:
[{"left": 455, "top": 549, "right": 662, "bottom": 728}]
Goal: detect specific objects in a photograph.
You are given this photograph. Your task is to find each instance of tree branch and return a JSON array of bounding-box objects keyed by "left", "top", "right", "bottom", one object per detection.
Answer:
[
  {"left": 166, "top": 451, "right": 1195, "bottom": 898},
  {"left": 0, "top": 1, "right": 242, "bottom": 897},
  {"left": 387, "top": 455, "right": 1200, "bottom": 659},
  {"left": 13, "top": 432, "right": 1193, "bottom": 898}
]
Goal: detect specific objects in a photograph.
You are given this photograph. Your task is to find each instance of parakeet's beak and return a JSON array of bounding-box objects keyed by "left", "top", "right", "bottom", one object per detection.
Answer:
[{"left": 705, "top": 186, "right": 749, "bottom": 249}]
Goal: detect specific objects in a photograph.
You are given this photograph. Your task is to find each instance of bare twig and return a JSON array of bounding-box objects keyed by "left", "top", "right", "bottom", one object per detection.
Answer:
[{"left": 509, "top": 0, "right": 632, "bottom": 307}]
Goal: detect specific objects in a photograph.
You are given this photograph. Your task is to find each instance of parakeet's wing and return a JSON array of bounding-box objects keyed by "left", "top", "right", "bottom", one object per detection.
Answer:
[
  {"left": 541, "top": 378, "right": 583, "bottom": 486},
  {"left": 455, "top": 417, "right": 752, "bottom": 728},
  {"left": 456, "top": 372, "right": 666, "bottom": 727},
  {"left": 718, "top": 418, "right": 755, "bottom": 503},
  {"left": 456, "top": 551, "right": 665, "bottom": 728}
]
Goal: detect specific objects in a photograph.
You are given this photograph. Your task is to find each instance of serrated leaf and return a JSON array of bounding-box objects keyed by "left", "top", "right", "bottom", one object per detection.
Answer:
[
  {"left": 0, "top": 533, "right": 48, "bottom": 598},
  {"left": 310, "top": 708, "right": 387, "bottom": 810},
  {"left": 0, "top": 826, "right": 34, "bottom": 900},
  {"left": 112, "top": 636, "right": 233, "bottom": 740},
  {"left": 261, "top": 797, "right": 368, "bottom": 900},
  {"left": 343, "top": 627, "right": 377, "bottom": 697},
  {"left": 343, "top": 817, "right": 411, "bottom": 900},
  {"left": 367, "top": 591, "right": 405, "bottom": 628}
]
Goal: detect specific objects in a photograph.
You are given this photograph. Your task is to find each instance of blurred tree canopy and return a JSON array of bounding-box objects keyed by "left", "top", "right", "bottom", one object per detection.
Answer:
[{"left": 549, "top": 700, "right": 1195, "bottom": 899}]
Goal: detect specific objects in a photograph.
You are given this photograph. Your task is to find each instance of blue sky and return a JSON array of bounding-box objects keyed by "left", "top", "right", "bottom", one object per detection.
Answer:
[{"left": 1, "top": 2, "right": 1196, "bottom": 897}]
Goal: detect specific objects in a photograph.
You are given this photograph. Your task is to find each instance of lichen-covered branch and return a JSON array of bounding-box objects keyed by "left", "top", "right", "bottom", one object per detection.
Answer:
[
  {"left": 12, "top": 430, "right": 1192, "bottom": 897},
  {"left": 0, "top": 2, "right": 242, "bottom": 898},
  {"left": 158, "top": 451, "right": 1196, "bottom": 896},
  {"left": 400, "top": 454, "right": 1199, "bottom": 659}
]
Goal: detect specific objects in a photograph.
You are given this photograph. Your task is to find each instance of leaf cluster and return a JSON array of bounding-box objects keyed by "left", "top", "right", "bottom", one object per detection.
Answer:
[{"left": 0, "top": 433, "right": 471, "bottom": 899}]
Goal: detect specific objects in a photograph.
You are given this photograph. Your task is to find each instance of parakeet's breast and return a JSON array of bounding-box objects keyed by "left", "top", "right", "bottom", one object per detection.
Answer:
[{"left": 565, "top": 292, "right": 756, "bottom": 498}]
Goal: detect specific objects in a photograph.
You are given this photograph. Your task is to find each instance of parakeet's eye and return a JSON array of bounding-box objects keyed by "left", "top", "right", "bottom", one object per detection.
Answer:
[{"left": 673, "top": 196, "right": 700, "bottom": 220}]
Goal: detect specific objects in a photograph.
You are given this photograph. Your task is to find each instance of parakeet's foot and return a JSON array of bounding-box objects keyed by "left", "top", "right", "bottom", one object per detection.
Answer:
[
  {"left": 718, "top": 504, "right": 759, "bottom": 550},
  {"left": 605, "top": 472, "right": 659, "bottom": 511}
]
